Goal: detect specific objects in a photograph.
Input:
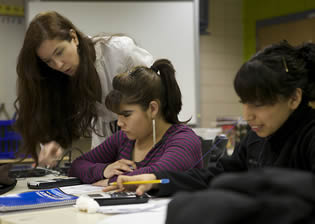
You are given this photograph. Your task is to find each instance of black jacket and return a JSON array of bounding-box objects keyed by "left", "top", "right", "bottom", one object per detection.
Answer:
[
  {"left": 153, "top": 103, "right": 315, "bottom": 223},
  {"left": 155, "top": 103, "right": 315, "bottom": 195},
  {"left": 166, "top": 168, "right": 315, "bottom": 224}
]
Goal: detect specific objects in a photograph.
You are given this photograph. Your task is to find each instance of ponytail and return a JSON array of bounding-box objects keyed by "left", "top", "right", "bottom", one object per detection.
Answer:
[
  {"left": 150, "top": 59, "right": 186, "bottom": 124},
  {"left": 106, "top": 59, "right": 187, "bottom": 124}
]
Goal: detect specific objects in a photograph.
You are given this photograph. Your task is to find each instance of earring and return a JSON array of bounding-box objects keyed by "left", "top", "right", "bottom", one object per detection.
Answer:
[{"left": 152, "top": 119, "right": 156, "bottom": 145}]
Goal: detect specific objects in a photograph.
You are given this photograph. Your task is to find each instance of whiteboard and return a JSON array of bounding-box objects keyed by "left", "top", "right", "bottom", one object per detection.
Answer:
[{"left": 26, "top": 0, "right": 200, "bottom": 125}]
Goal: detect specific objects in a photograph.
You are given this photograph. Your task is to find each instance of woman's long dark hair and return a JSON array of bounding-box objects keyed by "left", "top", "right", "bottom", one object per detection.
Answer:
[{"left": 15, "top": 11, "right": 101, "bottom": 162}]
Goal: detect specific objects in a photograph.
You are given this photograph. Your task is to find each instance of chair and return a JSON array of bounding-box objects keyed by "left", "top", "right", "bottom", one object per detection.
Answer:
[
  {"left": 200, "top": 134, "right": 228, "bottom": 168},
  {"left": 199, "top": 137, "right": 212, "bottom": 167}
]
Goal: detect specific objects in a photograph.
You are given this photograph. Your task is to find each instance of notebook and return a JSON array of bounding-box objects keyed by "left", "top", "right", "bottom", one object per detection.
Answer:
[{"left": 0, "top": 188, "right": 78, "bottom": 212}]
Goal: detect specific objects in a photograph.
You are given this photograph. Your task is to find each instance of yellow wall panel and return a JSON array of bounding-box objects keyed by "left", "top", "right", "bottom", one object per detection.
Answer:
[
  {"left": 0, "top": 4, "right": 24, "bottom": 16},
  {"left": 243, "top": 0, "right": 314, "bottom": 60}
]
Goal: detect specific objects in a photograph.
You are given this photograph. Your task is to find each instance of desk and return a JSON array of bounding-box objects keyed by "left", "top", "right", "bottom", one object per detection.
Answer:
[
  {"left": 0, "top": 157, "right": 70, "bottom": 164},
  {"left": 0, "top": 176, "right": 168, "bottom": 224},
  {"left": 0, "top": 175, "right": 107, "bottom": 224}
]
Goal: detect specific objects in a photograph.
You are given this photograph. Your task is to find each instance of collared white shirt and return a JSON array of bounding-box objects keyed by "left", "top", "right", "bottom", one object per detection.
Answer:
[{"left": 91, "top": 35, "right": 154, "bottom": 148}]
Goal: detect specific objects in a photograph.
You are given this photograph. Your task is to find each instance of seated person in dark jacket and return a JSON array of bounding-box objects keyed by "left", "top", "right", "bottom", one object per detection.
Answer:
[{"left": 104, "top": 41, "right": 315, "bottom": 222}]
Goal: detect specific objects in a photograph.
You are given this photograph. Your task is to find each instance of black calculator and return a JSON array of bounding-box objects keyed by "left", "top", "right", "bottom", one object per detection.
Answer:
[{"left": 87, "top": 192, "right": 150, "bottom": 206}]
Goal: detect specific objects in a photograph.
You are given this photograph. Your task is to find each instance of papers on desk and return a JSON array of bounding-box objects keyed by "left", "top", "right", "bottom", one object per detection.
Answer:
[
  {"left": 60, "top": 184, "right": 104, "bottom": 195},
  {"left": 75, "top": 192, "right": 166, "bottom": 214},
  {"left": 96, "top": 198, "right": 170, "bottom": 214},
  {"left": 96, "top": 198, "right": 171, "bottom": 224}
]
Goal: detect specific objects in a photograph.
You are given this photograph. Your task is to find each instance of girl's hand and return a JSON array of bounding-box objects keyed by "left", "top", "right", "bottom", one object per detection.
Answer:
[
  {"left": 103, "top": 159, "right": 137, "bottom": 179},
  {"left": 102, "top": 174, "right": 158, "bottom": 196},
  {"left": 38, "top": 141, "right": 64, "bottom": 168}
]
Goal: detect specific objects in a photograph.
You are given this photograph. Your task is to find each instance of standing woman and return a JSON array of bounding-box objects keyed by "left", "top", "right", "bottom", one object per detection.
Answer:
[
  {"left": 68, "top": 59, "right": 203, "bottom": 185},
  {"left": 14, "top": 11, "right": 153, "bottom": 166}
]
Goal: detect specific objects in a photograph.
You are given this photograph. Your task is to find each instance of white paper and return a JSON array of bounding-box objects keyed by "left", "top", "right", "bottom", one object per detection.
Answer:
[
  {"left": 96, "top": 199, "right": 170, "bottom": 224},
  {"left": 96, "top": 198, "right": 170, "bottom": 214},
  {"left": 60, "top": 184, "right": 104, "bottom": 195}
]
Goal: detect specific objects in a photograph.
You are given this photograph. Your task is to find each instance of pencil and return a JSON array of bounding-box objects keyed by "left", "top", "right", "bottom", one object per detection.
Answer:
[{"left": 110, "top": 179, "right": 170, "bottom": 186}]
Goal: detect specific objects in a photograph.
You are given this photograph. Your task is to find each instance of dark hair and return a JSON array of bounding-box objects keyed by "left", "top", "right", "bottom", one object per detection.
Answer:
[
  {"left": 234, "top": 41, "right": 315, "bottom": 105},
  {"left": 14, "top": 11, "right": 101, "bottom": 161},
  {"left": 105, "top": 59, "right": 186, "bottom": 124}
]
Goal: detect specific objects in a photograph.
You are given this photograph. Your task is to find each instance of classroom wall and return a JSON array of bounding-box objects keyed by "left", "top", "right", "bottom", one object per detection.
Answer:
[
  {"left": 0, "top": 0, "right": 244, "bottom": 130},
  {"left": 0, "top": 0, "right": 24, "bottom": 119},
  {"left": 199, "top": 0, "right": 243, "bottom": 127},
  {"left": 243, "top": 0, "right": 315, "bottom": 61}
]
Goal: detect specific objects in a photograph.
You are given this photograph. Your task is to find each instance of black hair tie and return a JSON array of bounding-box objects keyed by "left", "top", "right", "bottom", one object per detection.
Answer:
[{"left": 150, "top": 66, "right": 159, "bottom": 74}]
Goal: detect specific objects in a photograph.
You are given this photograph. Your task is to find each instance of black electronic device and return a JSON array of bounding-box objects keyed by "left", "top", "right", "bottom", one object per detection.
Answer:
[
  {"left": 9, "top": 167, "right": 48, "bottom": 178},
  {"left": 208, "top": 134, "right": 228, "bottom": 167},
  {"left": 27, "top": 177, "right": 82, "bottom": 189},
  {"left": 0, "top": 181, "right": 17, "bottom": 195},
  {"left": 199, "top": 0, "right": 209, "bottom": 34},
  {"left": 88, "top": 192, "right": 150, "bottom": 206}
]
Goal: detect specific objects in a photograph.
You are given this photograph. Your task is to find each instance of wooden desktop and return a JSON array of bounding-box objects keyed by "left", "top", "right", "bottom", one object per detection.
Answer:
[
  {"left": 0, "top": 175, "right": 109, "bottom": 224},
  {"left": 0, "top": 175, "right": 168, "bottom": 224}
]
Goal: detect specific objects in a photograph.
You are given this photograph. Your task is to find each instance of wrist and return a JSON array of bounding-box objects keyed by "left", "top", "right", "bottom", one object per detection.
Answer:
[{"left": 103, "top": 165, "right": 110, "bottom": 179}]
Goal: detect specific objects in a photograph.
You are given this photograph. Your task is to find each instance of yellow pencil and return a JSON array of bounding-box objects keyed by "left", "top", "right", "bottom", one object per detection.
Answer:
[{"left": 110, "top": 179, "right": 170, "bottom": 186}]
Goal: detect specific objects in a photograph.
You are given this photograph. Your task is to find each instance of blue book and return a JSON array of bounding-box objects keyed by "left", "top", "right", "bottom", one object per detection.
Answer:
[{"left": 0, "top": 188, "right": 78, "bottom": 212}]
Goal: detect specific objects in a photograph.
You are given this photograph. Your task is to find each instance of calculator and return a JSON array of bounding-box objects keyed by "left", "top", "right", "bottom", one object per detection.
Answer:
[{"left": 87, "top": 192, "right": 150, "bottom": 206}]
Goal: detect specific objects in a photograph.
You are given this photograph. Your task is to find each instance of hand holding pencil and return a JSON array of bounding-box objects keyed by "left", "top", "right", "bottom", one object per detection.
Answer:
[{"left": 102, "top": 174, "right": 161, "bottom": 196}]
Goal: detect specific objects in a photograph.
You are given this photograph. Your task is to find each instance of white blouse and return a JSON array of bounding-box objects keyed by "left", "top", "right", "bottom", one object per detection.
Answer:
[{"left": 91, "top": 35, "right": 154, "bottom": 148}]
